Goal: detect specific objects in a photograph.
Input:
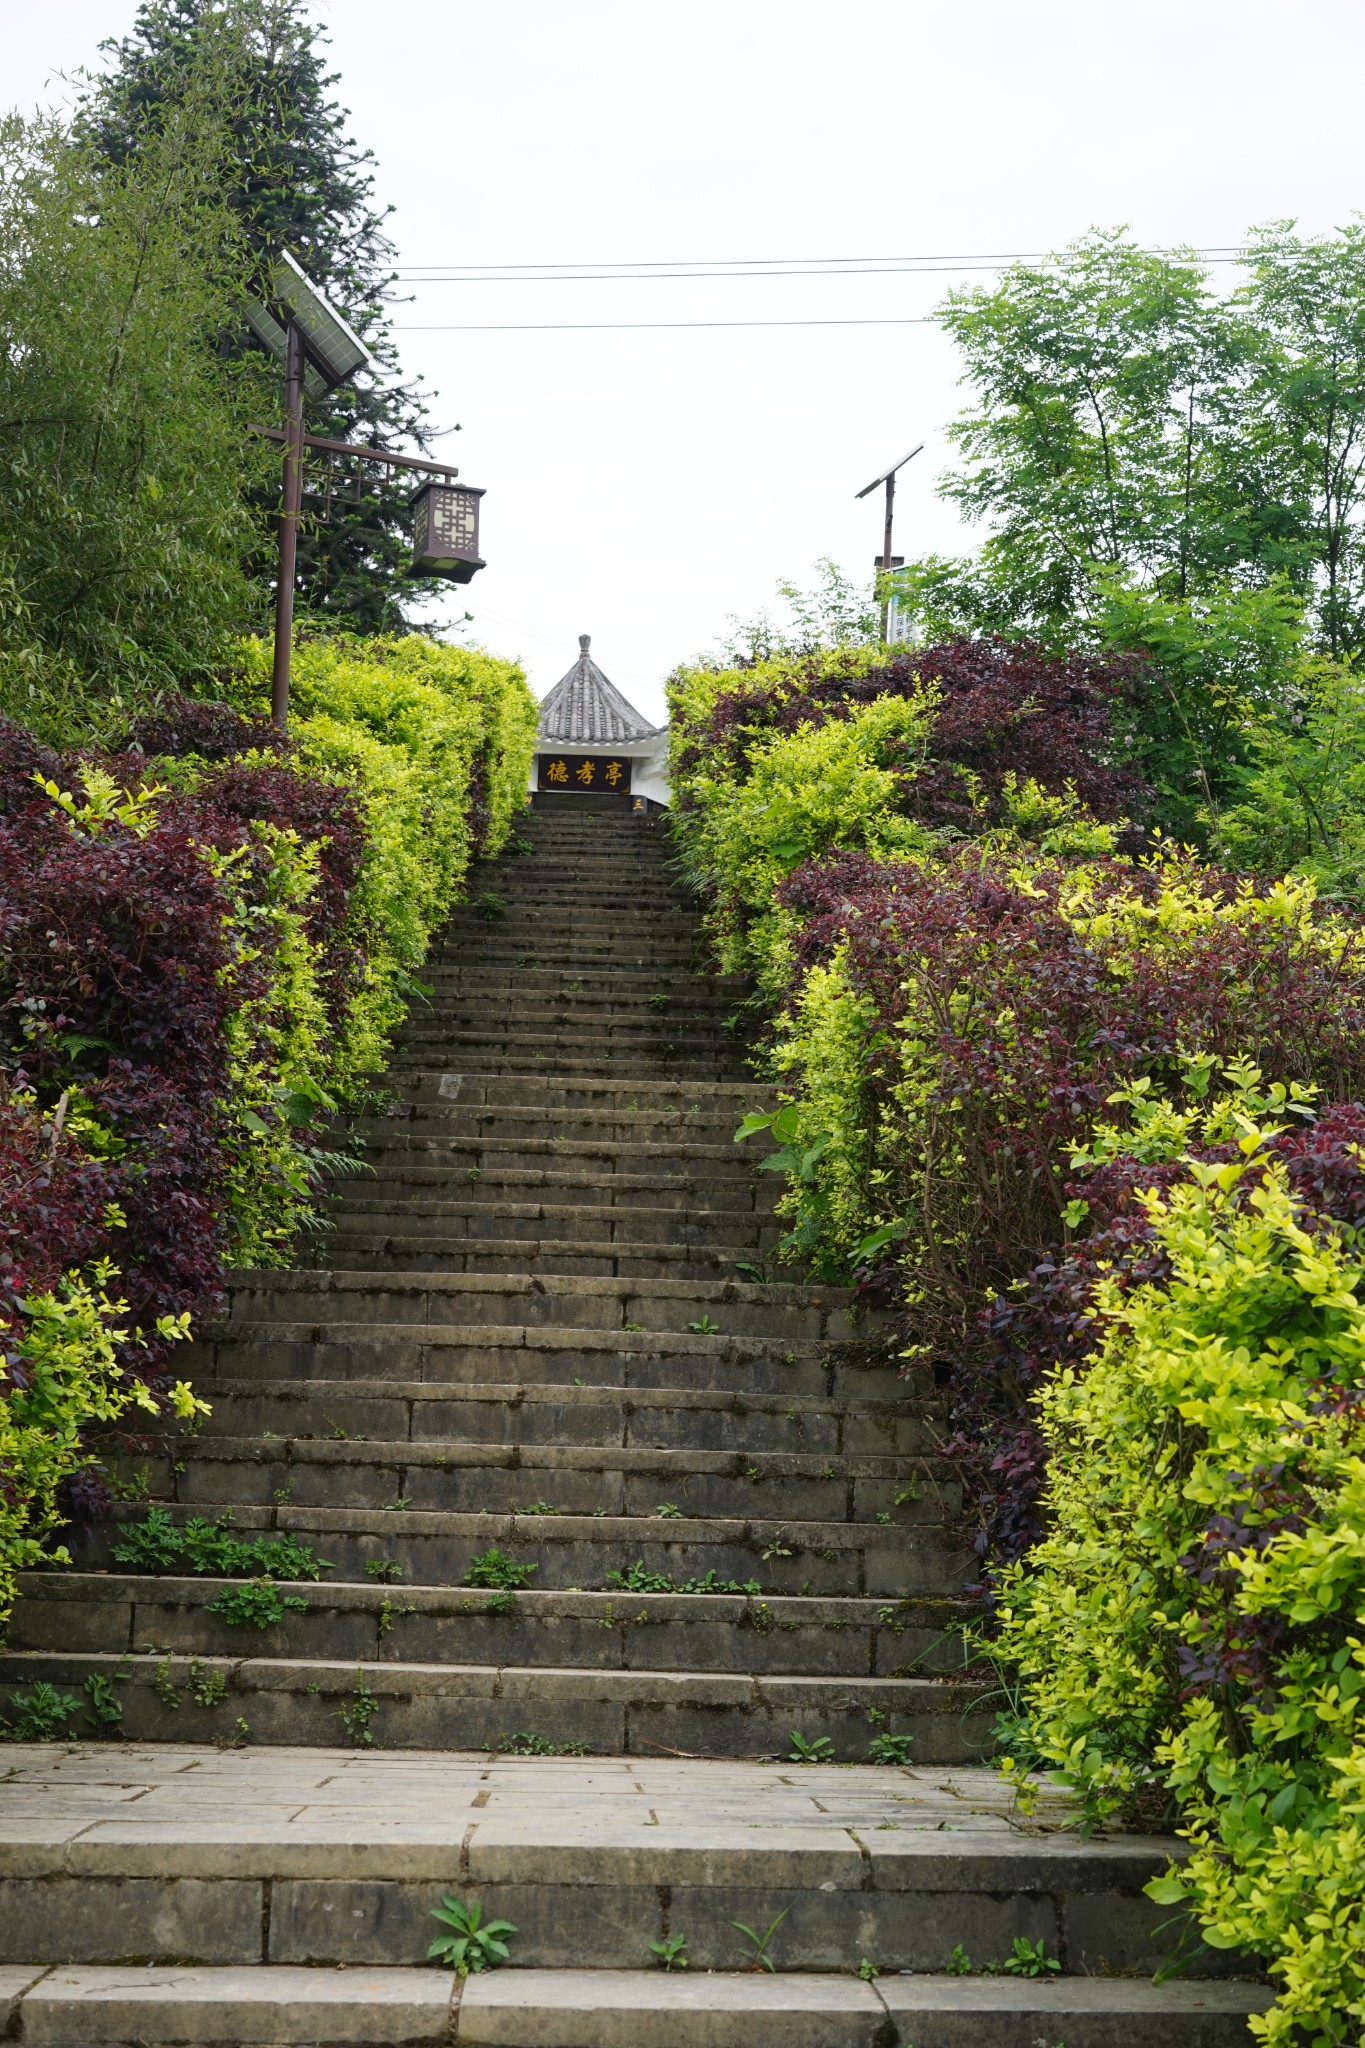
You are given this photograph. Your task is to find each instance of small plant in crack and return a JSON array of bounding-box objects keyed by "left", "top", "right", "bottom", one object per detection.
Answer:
[
  {"left": 337, "top": 1673, "right": 379, "bottom": 1746},
  {"left": 463, "top": 1546, "right": 535, "bottom": 1590},
  {"left": 654, "top": 1502, "right": 682, "bottom": 1519},
  {"left": 470, "top": 891, "right": 507, "bottom": 921},
  {"left": 857, "top": 1957, "right": 880, "bottom": 1981},
  {"left": 649, "top": 1933, "right": 689, "bottom": 1970},
  {"left": 946, "top": 1943, "right": 972, "bottom": 1975},
  {"left": 82, "top": 1673, "right": 125, "bottom": 1731},
  {"left": 428, "top": 1895, "right": 517, "bottom": 1973},
  {"left": 1, "top": 1680, "right": 81, "bottom": 1741},
  {"left": 494, "top": 1730, "right": 587, "bottom": 1756},
  {"left": 730, "top": 1907, "right": 788, "bottom": 1973},
  {"left": 867, "top": 1732, "right": 913, "bottom": 1766},
  {"left": 787, "top": 1730, "right": 835, "bottom": 1764},
  {"left": 686, "top": 1315, "right": 718, "bottom": 1335},
  {"left": 365, "top": 1558, "right": 405, "bottom": 1582},
  {"left": 998, "top": 1935, "right": 1061, "bottom": 1978},
  {"left": 207, "top": 1579, "right": 308, "bottom": 1630}
]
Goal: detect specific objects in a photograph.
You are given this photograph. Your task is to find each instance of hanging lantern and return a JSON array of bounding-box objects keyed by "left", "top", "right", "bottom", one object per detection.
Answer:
[{"left": 411, "top": 479, "right": 485, "bottom": 581}]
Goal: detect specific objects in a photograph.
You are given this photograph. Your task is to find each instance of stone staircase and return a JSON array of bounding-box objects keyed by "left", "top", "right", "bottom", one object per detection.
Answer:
[{"left": 0, "top": 794, "right": 1269, "bottom": 2043}]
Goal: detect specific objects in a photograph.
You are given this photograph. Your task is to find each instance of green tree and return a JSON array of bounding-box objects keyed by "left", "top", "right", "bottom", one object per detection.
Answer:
[
  {"left": 902, "top": 232, "right": 1259, "bottom": 640},
  {"left": 1237, "top": 222, "right": 1365, "bottom": 658},
  {"left": 82, "top": 0, "right": 448, "bottom": 632},
  {"left": 709, "top": 558, "right": 878, "bottom": 662},
  {"left": 1091, "top": 573, "right": 1306, "bottom": 836},
  {"left": 0, "top": 95, "right": 271, "bottom": 741}
]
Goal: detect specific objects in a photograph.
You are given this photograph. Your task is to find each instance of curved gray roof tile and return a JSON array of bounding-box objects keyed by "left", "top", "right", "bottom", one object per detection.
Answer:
[{"left": 538, "top": 636, "right": 662, "bottom": 747}]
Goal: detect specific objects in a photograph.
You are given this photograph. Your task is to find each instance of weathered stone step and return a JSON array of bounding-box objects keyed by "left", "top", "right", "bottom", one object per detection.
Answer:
[
  {"left": 222, "top": 1271, "right": 861, "bottom": 1342},
  {"left": 386, "top": 1073, "right": 766, "bottom": 1111},
  {"left": 0, "top": 1747, "right": 1240, "bottom": 1978},
  {"left": 322, "top": 1202, "right": 780, "bottom": 1254},
  {"left": 348, "top": 1133, "right": 767, "bottom": 1180},
  {"left": 399, "top": 1024, "right": 737, "bottom": 1059},
  {"left": 306, "top": 1232, "right": 772, "bottom": 1282},
  {"left": 195, "top": 1322, "right": 865, "bottom": 1399},
  {"left": 452, "top": 1973, "right": 1272, "bottom": 2047},
  {"left": 180, "top": 1376, "right": 937, "bottom": 1455},
  {"left": 385, "top": 1051, "right": 750, "bottom": 1081},
  {"left": 326, "top": 1168, "right": 778, "bottom": 1215},
  {"left": 11, "top": 1576, "right": 974, "bottom": 1679},
  {"left": 123, "top": 1434, "right": 947, "bottom": 1525},
  {"left": 0, "top": 1966, "right": 1268, "bottom": 2048},
  {"left": 0, "top": 1653, "right": 984, "bottom": 1758},
  {"left": 0, "top": 1967, "right": 450, "bottom": 2048},
  {"left": 360, "top": 1104, "right": 751, "bottom": 1144},
  {"left": 75, "top": 1499, "right": 947, "bottom": 1598},
  {"left": 429, "top": 941, "right": 703, "bottom": 968}
]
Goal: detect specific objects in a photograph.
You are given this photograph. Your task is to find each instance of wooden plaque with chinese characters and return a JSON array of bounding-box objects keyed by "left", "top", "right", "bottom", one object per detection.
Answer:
[{"left": 536, "top": 753, "right": 633, "bottom": 794}]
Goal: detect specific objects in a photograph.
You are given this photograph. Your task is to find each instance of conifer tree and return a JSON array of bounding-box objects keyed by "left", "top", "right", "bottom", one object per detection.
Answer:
[{"left": 83, "top": 0, "right": 451, "bottom": 631}]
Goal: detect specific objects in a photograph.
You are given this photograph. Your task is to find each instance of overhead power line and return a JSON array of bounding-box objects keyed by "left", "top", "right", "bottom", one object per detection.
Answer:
[
  {"left": 393, "top": 242, "right": 1253, "bottom": 281},
  {"left": 396, "top": 315, "right": 940, "bottom": 332}
]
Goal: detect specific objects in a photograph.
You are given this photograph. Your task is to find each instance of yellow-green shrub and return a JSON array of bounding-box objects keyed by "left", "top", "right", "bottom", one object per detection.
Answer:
[{"left": 994, "top": 1138, "right": 1365, "bottom": 2043}]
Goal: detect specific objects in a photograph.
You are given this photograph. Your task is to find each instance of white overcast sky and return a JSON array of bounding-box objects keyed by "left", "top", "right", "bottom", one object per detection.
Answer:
[{"left": 8, "top": 0, "right": 1365, "bottom": 721}]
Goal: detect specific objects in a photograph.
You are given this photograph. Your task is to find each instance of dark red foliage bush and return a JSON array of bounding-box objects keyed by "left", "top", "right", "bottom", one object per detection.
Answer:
[
  {"left": 121, "top": 693, "right": 284, "bottom": 762},
  {"left": 676, "top": 638, "right": 1148, "bottom": 834},
  {"left": 769, "top": 841, "right": 1365, "bottom": 1575},
  {"left": 0, "top": 712, "right": 367, "bottom": 1405}
]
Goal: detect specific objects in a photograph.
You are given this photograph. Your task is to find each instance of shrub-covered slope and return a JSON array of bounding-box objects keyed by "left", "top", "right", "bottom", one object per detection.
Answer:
[
  {"left": 0, "top": 635, "right": 536, "bottom": 1623},
  {"left": 670, "top": 635, "right": 1365, "bottom": 2041}
]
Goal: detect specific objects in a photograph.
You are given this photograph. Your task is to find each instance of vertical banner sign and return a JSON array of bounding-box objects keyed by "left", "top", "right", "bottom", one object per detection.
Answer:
[{"left": 537, "top": 754, "right": 633, "bottom": 793}]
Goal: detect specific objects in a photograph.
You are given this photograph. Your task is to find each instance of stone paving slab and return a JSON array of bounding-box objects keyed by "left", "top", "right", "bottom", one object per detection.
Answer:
[
  {"left": 454, "top": 1970, "right": 885, "bottom": 2048},
  {"left": 19, "top": 1965, "right": 452, "bottom": 2043}
]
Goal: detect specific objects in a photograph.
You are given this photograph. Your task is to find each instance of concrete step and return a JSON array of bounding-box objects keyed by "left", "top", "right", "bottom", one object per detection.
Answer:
[
  {"left": 10, "top": 1576, "right": 975, "bottom": 1679},
  {"left": 0, "top": 1747, "right": 1244, "bottom": 1978},
  {"left": 220, "top": 1270, "right": 861, "bottom": 1343},
  {"left": 72, "top": 1500, "right": 954, "bottom": 1598},
  {"left": 115, "top": 1434, "right": 948, "bottom": 1526},
  {"left": 175, "top": 1376, "right": 936, "bottom": 1455},
  {"left": 0, "top": 1654, "right": 986, "bottom": 1757},
  {"left": 193, "top": 1322, "right": 873, "bottom": 1398}
]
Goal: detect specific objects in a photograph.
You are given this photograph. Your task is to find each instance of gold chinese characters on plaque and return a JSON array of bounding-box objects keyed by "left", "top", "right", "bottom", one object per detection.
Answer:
[{"left": 536, "top": 754, "right": 632, "bottom": 794}]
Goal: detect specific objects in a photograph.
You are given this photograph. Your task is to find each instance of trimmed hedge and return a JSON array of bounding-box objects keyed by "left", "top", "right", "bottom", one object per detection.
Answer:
[{"left": 0, "top": 636, "right": 536, "bottom": 1624}]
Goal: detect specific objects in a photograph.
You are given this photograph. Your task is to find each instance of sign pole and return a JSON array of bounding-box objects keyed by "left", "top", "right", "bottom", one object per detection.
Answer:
[
  {"left": 271, "top": 317, "right": 305, "bottom": 732},
  {"left": 879, "top": 470, "right": 896, "bottom": 643}
]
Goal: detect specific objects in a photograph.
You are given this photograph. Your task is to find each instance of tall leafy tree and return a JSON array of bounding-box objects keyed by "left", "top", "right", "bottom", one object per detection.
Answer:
[
  {"left": 902, "top": 225, "right": 1365, "bottom": 659},
  {"left": 0, "top": 90, "right": 272, "bottom": 741},
  {"left": 82, "top": 0, "right": 450, "bottom": 631},
  {"left": 1238, "top": 223, "right": 1365, "bottom": 658}
]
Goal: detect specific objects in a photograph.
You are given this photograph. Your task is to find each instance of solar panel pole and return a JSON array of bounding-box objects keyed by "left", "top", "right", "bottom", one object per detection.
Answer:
[
  {"left": 271, "top": 317, "right": 306, "bottom": 732},
  {"left": 856, "top": 444, "right": 924, "bottom": 644},
  {"left": 879, "top": 471, "right": 897, "bottom": 643}
]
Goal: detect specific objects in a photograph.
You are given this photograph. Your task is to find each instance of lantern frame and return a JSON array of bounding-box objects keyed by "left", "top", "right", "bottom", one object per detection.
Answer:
[{"left": 410, "top": 478, "right": 486, "bottom": 581}]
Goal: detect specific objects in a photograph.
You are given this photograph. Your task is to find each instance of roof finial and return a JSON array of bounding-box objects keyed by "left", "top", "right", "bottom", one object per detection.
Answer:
[{"left": 579, "top": 633, "right": 591, "bottom": 657}]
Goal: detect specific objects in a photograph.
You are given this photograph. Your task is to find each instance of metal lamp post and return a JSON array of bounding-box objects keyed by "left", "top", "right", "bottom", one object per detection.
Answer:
[
  {"left": 855, "top": 443, "right": 924, "bottom": 643},
  {"left": 245, "top": 251, "right": 486, "bottom": 730}
]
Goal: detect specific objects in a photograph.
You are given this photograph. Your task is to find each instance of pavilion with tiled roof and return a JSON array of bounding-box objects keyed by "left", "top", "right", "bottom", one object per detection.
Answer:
[{"left": 531, "top": 635, "right": 670, "bottom": 807}]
